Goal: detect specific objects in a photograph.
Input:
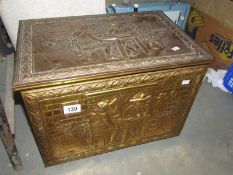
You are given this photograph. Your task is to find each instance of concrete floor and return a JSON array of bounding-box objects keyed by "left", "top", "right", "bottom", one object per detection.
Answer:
[{"left": 0, "top": 55, "right": 233, "bottom": 175}]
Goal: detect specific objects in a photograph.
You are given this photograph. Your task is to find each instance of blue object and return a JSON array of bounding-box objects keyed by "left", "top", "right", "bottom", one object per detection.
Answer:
[
  {"left": 106, "top": 2, "right": 191, "bottom": 30},
  {"left": 223, "top": 63, "right": 233, "bottom": 93}
]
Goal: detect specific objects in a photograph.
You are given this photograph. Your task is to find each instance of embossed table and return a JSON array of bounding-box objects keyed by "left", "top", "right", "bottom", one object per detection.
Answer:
[{"left": 13, "top": 12, "right": 213, "bottom": 166}]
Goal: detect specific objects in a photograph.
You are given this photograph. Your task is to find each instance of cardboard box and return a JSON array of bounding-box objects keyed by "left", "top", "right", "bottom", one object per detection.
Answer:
[
  {"left": 186, "top": 0, "right": 233, "bottom": 69},
  {"left": 192, "top": 0, "right": 233, "bottom": 29},
  {"left": 186, "top": 1, "right": 233, "bottom": 70}
]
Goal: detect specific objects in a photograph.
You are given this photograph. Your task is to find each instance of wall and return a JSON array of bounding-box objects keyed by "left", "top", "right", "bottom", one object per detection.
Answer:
[{"left": 0, "top": 0, "right": 106, "bottom": 48}]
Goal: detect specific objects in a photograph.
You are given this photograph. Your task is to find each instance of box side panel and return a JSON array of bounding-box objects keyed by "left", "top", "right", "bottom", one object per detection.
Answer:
[{"left": 21, "top": 65, "right": 207, "bottom": 166}]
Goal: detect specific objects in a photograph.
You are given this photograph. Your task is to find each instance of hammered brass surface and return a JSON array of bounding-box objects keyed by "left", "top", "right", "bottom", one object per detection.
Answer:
[
  {"left": 22, "top": 66, "right": 206, "bottom": 166},
  {"left": 13, "top": 12, "right": 212, "bottom": 90}
]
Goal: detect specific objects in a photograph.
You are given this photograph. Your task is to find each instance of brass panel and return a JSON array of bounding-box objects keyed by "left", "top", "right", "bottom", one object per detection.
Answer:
[
  {"left": 22, "top": 66, "right": 206, "bottom": 166},
  {"left": 14, "top": 12, "right": 212, "bottom": 90}
]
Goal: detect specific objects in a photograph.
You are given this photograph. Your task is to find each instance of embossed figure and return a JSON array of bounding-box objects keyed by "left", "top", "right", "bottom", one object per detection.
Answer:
[
  {"left": 120, "top": 92, "right": 151, "bottom": 142},
  {"left": 72, "top": 119, "right": 92, "bottom": 146},
  {"left": 52, "top": 119, "right": 92, "bottom": 157},
  {"left": 90, "top": 98, "right": 120, "bottom": 148},
  {"left": 69, "top": 25, "right": 126, "bottom": 62},
  {"left": 90, "top": 91, "right": 152, "bottom": 145},
  {"left": 71, "top": 25, "right": 108, "bottom": 63}
]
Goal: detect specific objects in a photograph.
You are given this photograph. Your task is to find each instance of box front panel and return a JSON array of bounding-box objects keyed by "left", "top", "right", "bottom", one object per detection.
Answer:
[{"left": 22, "top": 66, "right": 206, "bottom": 166}]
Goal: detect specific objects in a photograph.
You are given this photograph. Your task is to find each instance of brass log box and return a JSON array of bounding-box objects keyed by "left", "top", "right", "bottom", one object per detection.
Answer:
[{"left": 13, "top": 12, "right": 213, "bottom": 166}]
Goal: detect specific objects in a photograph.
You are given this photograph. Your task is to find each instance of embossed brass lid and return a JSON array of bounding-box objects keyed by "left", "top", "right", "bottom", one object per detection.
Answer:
[{"left": 13, "top": 12, "right": 213, "bottom": 91}]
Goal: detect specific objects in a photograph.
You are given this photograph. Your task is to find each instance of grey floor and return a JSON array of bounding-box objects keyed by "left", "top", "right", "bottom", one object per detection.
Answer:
[{"left": 0, "top": 55, "right": 233, "bottom": 175}]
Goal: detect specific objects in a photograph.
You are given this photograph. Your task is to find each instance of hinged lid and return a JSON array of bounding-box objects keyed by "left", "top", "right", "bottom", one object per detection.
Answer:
[{"left": 13, "top": 12, "right": 213, "bottom": 91}]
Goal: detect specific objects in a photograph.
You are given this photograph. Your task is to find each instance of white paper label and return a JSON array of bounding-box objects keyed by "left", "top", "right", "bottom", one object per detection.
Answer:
[
  {"left": 171, "top": 46, "right": 180, "bottom": 51},
  {"left": 182, "top": 80, "right": 190, "bottom": 85},
  {"left": 63, "top": 104, "right": 81, "bottom": 114}
]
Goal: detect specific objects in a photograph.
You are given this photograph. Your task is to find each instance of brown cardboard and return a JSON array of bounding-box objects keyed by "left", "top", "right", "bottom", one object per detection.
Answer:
[
  {"left": 195, "top": 13, "right": 233, "bottom": 69},
  {"left": 186, "top": 8, "right": 233, "bottom": 70},
  {"left": 193, "top": 0, "right": 233, "bottom": 29}
]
